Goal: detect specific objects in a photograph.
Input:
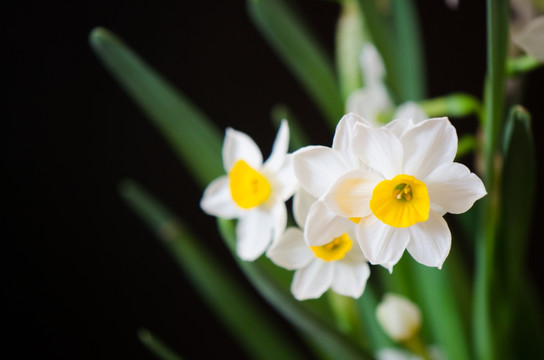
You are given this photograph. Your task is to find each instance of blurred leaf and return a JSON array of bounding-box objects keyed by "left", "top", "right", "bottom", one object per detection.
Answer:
[
  {"left": 271, "top": 104, "right": 310, "bottom": 149},
  {"left": 90, "top": 28, "right": 223, "bottom": 188},
  {"left": 456, "top": 135, "right": 477, "bottom": 159},
  {"left": 475, "top": 1, "right": 509, "bottom": 359},
  {"left": 336, "top": 0, "right": 366, "bottom": 102},
  {"left": 138, "top": 329, "right": 184, "bottom": 360},
  {"left": 390, "top": 0, "right": 426, "bottom": 101},
  {"left": 507, "top": 55, "right": 542, "bottom": 76},
  {"left": 357, "top": 287, "right": 394, "bottom": 352},
  {"left": 497, "top": 106, "right": 540, "bottom": 357},
  {"left": 419, "top": 93, "right": 482, "bottom": 120},
  {"left": 217, "top": 218, "right": 373, "bottom": 360},
  {"left": 120, "top": 180, "right": 305, "bottom": 360},
  {"left": 247, "top": 0, "right": 344, "bottom": 127}
]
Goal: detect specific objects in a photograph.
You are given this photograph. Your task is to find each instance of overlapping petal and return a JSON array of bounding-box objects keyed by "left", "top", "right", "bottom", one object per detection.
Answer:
[
  {"left": 293, "top": 146, "right": 352, "bottom": 198},
  {"left": 426, "top": 162, "right": 487, "bottom": 214},
  {"left": 322, "top": 168, "right": 380, "bottom": 218},
  {"left": 331, "top": 256, "right": 370, "bottom": 298},
  {"left": 200, "top": 176, "right": 242, "bottom": 219},
  {"left": 237, "top": 207, "right": 277, "bottom": 261},
  {"left": 264, "top": 120, "right": 290, "bottom": 173},
  {"left": 291, "top": 259, "right": 334, "bottom": 300},
  {"left": 406, "top": 211, "right": 451, "bottom": 268},
  {"left": 304, "top": 201, "right": 354, "bottom": 246},
  {"left": 222, "top": 127, "right": 263, "bottom": 171},
  {"left": 266, "top": 227, "right": 313, "bottom": 270},
  {"left": 401, "top": 118, "right": 457, "bottom": 179},
  {"left": 351, "top": 123, "right": 403, "bottom": 179},
  {"left": 357, "top": 218, "right": 410, "bottom": 271}
]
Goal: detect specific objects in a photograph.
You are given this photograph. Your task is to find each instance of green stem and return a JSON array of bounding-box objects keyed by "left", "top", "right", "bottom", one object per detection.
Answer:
[{"left": 474, "top": 1, "right": 508, "bottom": 359}]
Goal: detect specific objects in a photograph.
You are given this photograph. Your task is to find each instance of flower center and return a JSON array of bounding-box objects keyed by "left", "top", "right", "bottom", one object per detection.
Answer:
[
  {"left": 370, "top": 174, "right": 430, "bottom": 228},
  {"left": 229, "top": 160, "right": 271, "bottom": 209},
  {"left": 310, "top": 233, "right": 353, "bottom": 262}
]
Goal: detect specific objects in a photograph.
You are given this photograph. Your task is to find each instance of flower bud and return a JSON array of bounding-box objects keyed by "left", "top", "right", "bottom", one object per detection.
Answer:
[{"left": 376, "top": 293, "right": 422, "bottom": 342}]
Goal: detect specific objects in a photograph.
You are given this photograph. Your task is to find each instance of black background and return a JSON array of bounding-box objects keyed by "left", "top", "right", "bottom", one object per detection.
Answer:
[{"left": 4, "top": 1, "right": 544, "bottom": 359}]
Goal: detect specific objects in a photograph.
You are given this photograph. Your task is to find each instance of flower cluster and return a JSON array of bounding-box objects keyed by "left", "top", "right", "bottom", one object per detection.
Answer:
[{"left": 201, "top": 113, "right": 486, "bottom": 300}]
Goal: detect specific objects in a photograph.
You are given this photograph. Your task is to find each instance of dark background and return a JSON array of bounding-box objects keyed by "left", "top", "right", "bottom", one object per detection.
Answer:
[{"left": 4, "top": 1, "right": 544, "bottom": 359}]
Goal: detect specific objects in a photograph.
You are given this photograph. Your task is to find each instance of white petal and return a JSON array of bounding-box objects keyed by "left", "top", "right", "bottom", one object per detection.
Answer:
[
  {"left": 304, "top": 201, "right": 354, "bottom": 246},
  {"left": 386, "top": 118, "right": 415, "bottom": 138},
  {"left": 331, "top": 258, "right": 370, "bottom": 298},
  {"left": 392, "top": 102, "right": 428, "bottom": 125},
  {"left": 512, "top": 16, "right": 544, "bottom": 61},
  {"left": 401, "top": 117, "right": 457, "bottom": 179},
  {"left": 222, "top": 127, "right": 263, "bottom": 171},
  {"left": 269, "top": 201, "right": 288, "bottom": 245},
  {"left": 292, "top": 260, "right": 333, "bottom": 300},
  {"left": 406, "top": 211, "right": 451, "bottom": 269},
  {"left": 200, "top": 176, "right": 241, "bottom": 219},
  {"left": 236, "top": 208, "right": 275, "bottom": 261},
  {"left": 293, "top": 188, "right": 316, "bottom": 228},
  {"left": 266, "top": 227, "right": 313, "bottom": 270},
  {"left": 357, "top": 218, "right": 409, "bottom": 271},
  {"left": 264, "top": 120, "right": 289, "bottom": 173},
  {"left": 323, "top": 168, "right": 380, "bottom": 218},
  {"left": 270, "top": 154, "right": 297, "bottom": 201},
  {"left": 426, "top": 162, "right": 487, "bottom": 214},
  {"left": 293, "top": 146, "right": 352, "bottom": 198},
  {"left": 352, "top": 124, "right": 403, "bottom": 179}
]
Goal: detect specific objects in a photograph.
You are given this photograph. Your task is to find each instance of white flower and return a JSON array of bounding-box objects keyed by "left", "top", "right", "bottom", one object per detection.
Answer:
[
  {"left": 266, "top": 189, "right": 370, "bottom": 300},
  {"left": 295, "top": 115, "right": 486, "bottom": 270},
  {"left": 346, "top": 43, "right": 393, "bottom": 125},
  {"left": 376, "top": 347, "right": 444, "bottom": 360},
  {"left": 200, "top": 120, "right": 297, "bottom": 261},
  {"left": 376, "top": 293, "right": 421, "bottom": 342}
]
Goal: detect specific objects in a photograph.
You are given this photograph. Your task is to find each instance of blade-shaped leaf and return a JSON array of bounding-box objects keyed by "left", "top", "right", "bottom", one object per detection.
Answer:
[
  {"left": 90, "top": 28, "right": 223, "bottom": 188},
  {"left": 247, "top": 0, "right": 344, "bottom": 127},
  {"left": 138, "top": 329, "right": 184, "bottom": 360},
  {"left": 120, "top": 180, "right": 305, "bottom": 360},
  {"left": 217, "top": 218, "right": 374, "bottom": 360}
]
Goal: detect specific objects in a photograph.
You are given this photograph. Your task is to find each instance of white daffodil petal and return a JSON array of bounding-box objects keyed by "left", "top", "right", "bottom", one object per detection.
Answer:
[
  {"left": 357, "top": 218, "right": 410, "bottom": 270},
  {"left": 293, "top": 188, "right": 316, "bottom": 229},
  {"left": 270, "top": 201, "right": 288, "bottom": 245},
  {"left": 266, "top": 227, "right": 313, "bottom": 270},
  {"left": 426, "top": 162, "right": 487, "bottom": 214},
  {"left": 292, "top": 260, "right": 333, "bottom": 300},
  {"left": 331, "top": 259, "right": 370, "bottom": 298},
  {"left": 264, "top": 120, "right": 289, "bottom": 173},
  {"left": 293, "top": 146, "right": 352, "bottom": 198},
  {"left": 332, "top": 114, "right": 368, "bottom": 165},
  {"left": 323, "top": 168, "right": 379, "bottom": 218},
  {"left": 385, "top": 117, "right": 415, "bottom": 138},
  {"left": 361, "top": 43, "right": 386, "bottom": 84},
  {"left": 304, "top": 201, "right": 354, "bottom": 246},
  {"left": 401, "top": 118, "right": 457, "bottom": 179},
  {"left": 223, "top": 127, "right": 263, "bottom": 171},
  {"left": 271, "top": 155, "right": 298, "bottom": 201},
  {"left": 200, "top": 176, "right": 241, "bottom": 219},
  {"left": 406, "top": 211, "right": 451, "bottom": 269},
  {"left": 236, "top": 208, "right": 274, "bottom": 261},
  {"left": 352, "top": 124, "right": 403, "bottom": 179}
]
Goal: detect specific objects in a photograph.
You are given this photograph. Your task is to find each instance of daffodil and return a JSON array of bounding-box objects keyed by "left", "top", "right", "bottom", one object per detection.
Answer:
[
  {"left": 336, "top": 117, "right": 485, "bottom": 268},
  {"left": 200, "top": 120, "right": 297, "bottom": 261},
  {"left": 266, "top": 189, "right": 370, "bottom": 300},
  {"left": 376, "top": 293, "right": 422, "bottom": 342},
  {"left": 295, "top": 115, "right": 486, "bottom": 270}
]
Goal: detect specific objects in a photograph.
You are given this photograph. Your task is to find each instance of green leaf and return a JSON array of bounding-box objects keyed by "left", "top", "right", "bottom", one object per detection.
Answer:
[
  {"left": 90, "top": 28, "right": 223, "bottom": 188},
  {"left": 496, "top": 106, "right": 539, "bottom": 358},
  {"left": 357, "top": 287, "right": 395, "bottom": 352},
  {"left": 138, "top": 329, "right": 184, "bottom": 360},
  {"left": 120, "top": 180, "right": 305, "bottom": 360},
  {"left": 247, "top": 0, "right": 344, "bottom": 127},
  {"left": 475, "top": 2, "right": 509, "bottom": 359},
  {"left": 390, "top": 0, "right": 426, "bottom": 101},
  {"left": 217, "top": 218, "right": 374, "bottom": 360}
]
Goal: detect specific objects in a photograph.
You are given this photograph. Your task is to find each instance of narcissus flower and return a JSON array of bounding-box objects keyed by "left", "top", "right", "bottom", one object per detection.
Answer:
[
  {"left": 200, "top": 121, "right": 297, "bottom": 261},
  {"left": 376, "top": 293, "right": 421, "bottom": 342},
  {"left": 295, "top": 115, "right": 486, "bottom": 270},
  {"left": 266, "top": 189, "right": 370, "bottom": 300}
]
